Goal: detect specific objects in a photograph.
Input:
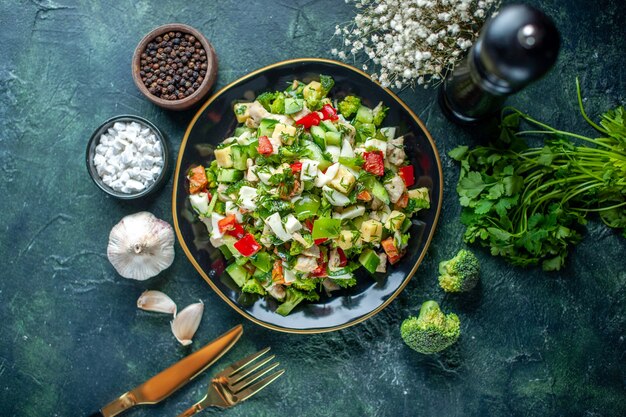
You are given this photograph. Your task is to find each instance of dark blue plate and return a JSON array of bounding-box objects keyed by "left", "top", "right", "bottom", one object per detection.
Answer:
[{"left": 172, "top": 58, "right": 443, "bottom": 333}]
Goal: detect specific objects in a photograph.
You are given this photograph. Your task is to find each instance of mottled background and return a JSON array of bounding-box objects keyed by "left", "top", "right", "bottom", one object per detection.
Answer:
[{"left": 1, "top": 0, "right": 625, "bottom": 416}]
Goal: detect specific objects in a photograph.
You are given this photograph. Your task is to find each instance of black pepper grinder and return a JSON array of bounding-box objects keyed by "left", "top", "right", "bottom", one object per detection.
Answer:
[{"left": 439, "top": 4, "right": 560, "bottom": 124}]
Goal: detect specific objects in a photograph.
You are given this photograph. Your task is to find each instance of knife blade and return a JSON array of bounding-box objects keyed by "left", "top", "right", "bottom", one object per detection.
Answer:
[{"left": 88, "top": 324, "right": 243, "bottom": 417}]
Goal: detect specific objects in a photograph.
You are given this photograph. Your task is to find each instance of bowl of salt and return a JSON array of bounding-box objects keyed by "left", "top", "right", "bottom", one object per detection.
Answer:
[{"left": 86, "top": 115, "right": 170, "bottom": 199}]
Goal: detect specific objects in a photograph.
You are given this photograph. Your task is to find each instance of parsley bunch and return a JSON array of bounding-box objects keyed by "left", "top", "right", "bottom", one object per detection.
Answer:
[{"left": 451, "top": 80, "right": 626, "bottom": 271}]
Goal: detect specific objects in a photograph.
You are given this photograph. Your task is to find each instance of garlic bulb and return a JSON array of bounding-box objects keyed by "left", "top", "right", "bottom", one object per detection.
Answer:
[
  {"left": 107, "top": 212, "right": 175, "bottom": 280},
  {"left": 171, "top": 301, "right": 204, "bottom": 346},
  {"left": 137, "top": 290, "right": 177, "bottom": 315}
]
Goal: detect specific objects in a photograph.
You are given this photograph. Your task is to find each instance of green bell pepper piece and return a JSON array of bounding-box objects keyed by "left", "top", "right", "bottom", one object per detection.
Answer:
[
  {"left": 312, "top": 218, "right": 342, "bottom": 240},
  {"left": 294, "top": 195, "right": 321, "bottom": 220}
]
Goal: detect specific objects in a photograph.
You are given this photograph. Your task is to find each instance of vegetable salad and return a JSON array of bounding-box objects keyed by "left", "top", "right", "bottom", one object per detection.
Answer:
[{"left": 187, "top": 75, "right": 430, "bottom": 315}]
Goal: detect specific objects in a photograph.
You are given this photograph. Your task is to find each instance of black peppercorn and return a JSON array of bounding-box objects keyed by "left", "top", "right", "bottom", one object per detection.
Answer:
[{"left": 141, "top": 30, "right": 208, "bottom": 100}]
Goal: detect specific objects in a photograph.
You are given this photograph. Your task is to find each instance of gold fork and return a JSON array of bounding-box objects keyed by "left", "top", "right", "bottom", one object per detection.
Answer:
[{"left": 176, "top": 347, "right": 284, "bottom": 416}]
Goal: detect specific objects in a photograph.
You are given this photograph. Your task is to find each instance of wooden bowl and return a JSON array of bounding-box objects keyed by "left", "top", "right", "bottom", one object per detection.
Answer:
[{"left": 132, "top": 23, "right": 218, "bottom": 111}]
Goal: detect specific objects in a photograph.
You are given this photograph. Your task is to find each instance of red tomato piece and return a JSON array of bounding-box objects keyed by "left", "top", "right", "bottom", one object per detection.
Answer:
[
  {"left": 217, "top": 214, "right": 237, "bottom": 234},
  {"left": 226, "top": 222, "right": 246, "bottom": 239},
  {"left": 314, "top": 238, "right": 328, "bottom": 245},
  {"left": 290, "top": 161, "right": 302, "bottom": 174},
  {"left": 363, "top": 151, "right": 385, "bottom": 176},
  {"left": 321, "top": 104, "right": 338, "bottom": 121},
  {"left": 295, "top": 112, "right": 321, "bottom": 129},
  {"left": 233, "top": 233, "right": 261, "bottom": 257},
  {"left": 398, "top": 165, "right": 415, "bottom": 187},
  {"left": 257, "top": 135, "right": 273, "bottom": 155},
  {"left": 394, "top": 192, "right": 409, "bottom": 210},
  {"left": 337, "top": 248, "right": 348, "bottom": 267},
  {"left": 188, "top": 165, "right": 208, "bottom": 194},
  {"left": 357, "top": 190, "right": 372, "bottom": 201},
  {"left": 381, "top": 237, "right": 402, "bottom": 264},
  {"left": 311, "top": 263, "right": 327, "bottom": 277}
]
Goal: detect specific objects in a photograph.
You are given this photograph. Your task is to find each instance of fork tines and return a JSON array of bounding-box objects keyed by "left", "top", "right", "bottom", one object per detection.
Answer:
[{"left": 220, "top": 347, "right": 284, "bottom": 402}]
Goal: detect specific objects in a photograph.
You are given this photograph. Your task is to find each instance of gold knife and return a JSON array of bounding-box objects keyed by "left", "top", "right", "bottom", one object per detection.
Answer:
[{"left": 88, "top": 324, "right": 243, "bottom": 417}]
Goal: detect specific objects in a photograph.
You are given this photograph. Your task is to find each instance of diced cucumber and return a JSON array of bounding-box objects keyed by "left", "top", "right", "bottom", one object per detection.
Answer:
[
  {"left": 284, "top": 98, "right": 304, "bottom": 114},
  {"left": 218, "top": 244, "right": 233, "bottom": 260},
  {"left": 355, "top": 122, "right": 376, "bottom": 143},
  {"left": 359, "top": 249, "right": 380, "bottom": 274},
  {"left": 355, "top": 106, "right": 374, "bottom": 124},
  {"left": 352, "top": 215, "right": 367, "bottom": 230},
  {"left": 231, "top": 145, "right": 248, "bottom": 171},
  {"left": 217, "top": 169, "right": 244, "bottom": 183},
  {"left": 226, "top": 263, "right": 250, "bottom": 287},
  {"left": 214, "top": 200, "right": 226, "bottom": 215},
  {"left": 310, "top": 125, "right": 326, "bottom": 150},
  {"left": 242, "top": 145, "right": 255, "bottom": 162},
  {"left": 363, "top": 177, "right": 390, "bottom": 205},
  {"left": 258, "top": 119, "right": 278, "bottom": 137},
  {"left": 234, "top": 127, "right": 254, "bottom": 137},
  {"left": 222, "top": 234, "right": 239, "bottom": 257},
  {"left": 320, "top": 120, "right": 338, "bottom": 132},
  {"left": 303, "top": 140, "right": 333, "bottom": 170},
  {"left": 400, "top": 218, "right": 412, "bottom": 233},
  {"left": 324, "top": 131, "right": 341, "bottom": 147}
]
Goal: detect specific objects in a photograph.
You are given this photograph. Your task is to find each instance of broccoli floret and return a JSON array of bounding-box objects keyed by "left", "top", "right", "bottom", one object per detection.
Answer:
[
  {"left": 292, "top": 278, "right": 319, "bottom": 292},
  {"left": 338, "top": 96, "right": 362, "bottom": 118},
  {"left": 275, "top": 287, "right": 319, "bottom": 316},
  {"left": 270, "top": 92, "right": 285, "bottom": 114},
  {"left": 438, "top": 249, "right": 480, "bottom": 293},
  {"left": 319, "top": 74, "right": 335, "bottom": 94},
  {"left": 372, "top": 102, "right": 389, "bottom": 126},
  {"left": 257, "top": 91, "right": 277, "bottom": 112},
  {"left": 400, "top": 300, "right": 460, "bottom": 354},
  {"left": 241, "top": 278, "right": 267, "bottom": 296}
]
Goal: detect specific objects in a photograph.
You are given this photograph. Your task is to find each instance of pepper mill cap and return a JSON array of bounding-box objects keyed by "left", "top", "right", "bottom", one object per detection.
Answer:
[{"left": 475, "top": 4, "right": 560, "bottom": 94}]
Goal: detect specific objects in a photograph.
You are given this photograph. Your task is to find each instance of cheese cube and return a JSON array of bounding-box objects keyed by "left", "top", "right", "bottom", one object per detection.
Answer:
[
  {"left": 384, "top": 210, "right": 406, "bottom": 232},
  {"left": 214, "top": 146, "right": 233, "bottom": 168},
  {"left": 234, "top": 103, "right": 252, "bottom": 123},
  {"left": 272, "top": 123, "right": 297, "bottom": 145},
  {"left": 360, "top": 219, "right": 383, "bottom": 244},
  {"left": 303, "top": 81, "right": 322, "bottom": 100},
  {"left": 328, "top": 165, "right": 356, "bottom": 194},
  {"left": 336, "top": 230, "right": 356, "bottom": 250},
  {"left": 408, "top": 187, "right": 429, "bottom": 200}
]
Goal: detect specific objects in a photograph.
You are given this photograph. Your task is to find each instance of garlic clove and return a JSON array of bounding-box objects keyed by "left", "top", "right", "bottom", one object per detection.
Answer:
[
  {"left": 170, "top": 301, "right": 204, "bottom": 346},
  {"left": 137, "top": 290, "right": 177, "bottom": 315},
  {"left": 107, "top": 211, "right": 175, "bottom": 280}
]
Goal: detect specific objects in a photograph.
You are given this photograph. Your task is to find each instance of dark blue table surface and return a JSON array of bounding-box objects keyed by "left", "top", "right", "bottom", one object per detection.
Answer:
[{"left": 1, "top": 0, "right": 624, "bottom": 416}]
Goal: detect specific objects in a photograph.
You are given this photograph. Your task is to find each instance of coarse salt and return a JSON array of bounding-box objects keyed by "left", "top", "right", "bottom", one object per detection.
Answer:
[{"left": 93, "top": 121, "right": 164, "bottom": 194}]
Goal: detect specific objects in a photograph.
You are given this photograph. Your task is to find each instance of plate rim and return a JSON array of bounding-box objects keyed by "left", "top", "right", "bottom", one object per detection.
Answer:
[{"left": 172, "top": 57, "right": 444, "bottom": 334}]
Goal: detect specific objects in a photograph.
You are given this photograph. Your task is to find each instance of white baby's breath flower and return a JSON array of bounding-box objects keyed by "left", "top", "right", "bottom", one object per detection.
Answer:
[{"left": 332, "top": 0, "right": 499, "bottom": 89}]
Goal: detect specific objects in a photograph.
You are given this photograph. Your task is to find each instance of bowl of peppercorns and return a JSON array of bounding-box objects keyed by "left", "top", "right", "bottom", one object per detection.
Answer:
[{"left": 132, "top": 23, "right": 218, "bottom": 111}]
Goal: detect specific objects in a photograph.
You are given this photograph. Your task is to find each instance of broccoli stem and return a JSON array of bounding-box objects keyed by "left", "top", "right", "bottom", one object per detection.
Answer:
[{"left": 418, "top": 300, "right": 441, "bottom": 320}]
